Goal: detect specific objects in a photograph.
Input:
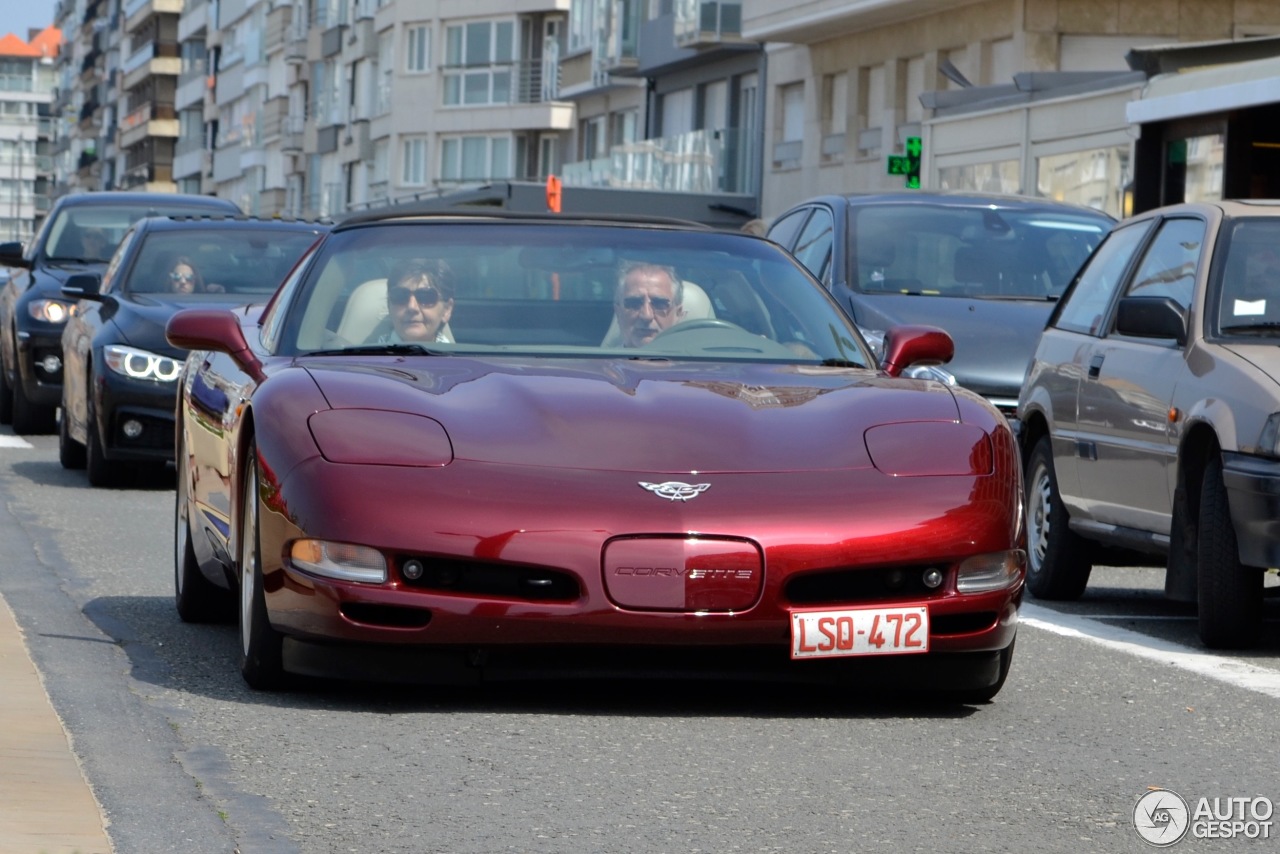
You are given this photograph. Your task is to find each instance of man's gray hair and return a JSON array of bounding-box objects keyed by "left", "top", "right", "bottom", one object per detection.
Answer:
[{"left": 616, "top": 260, "right": 683, "bottom": 305}]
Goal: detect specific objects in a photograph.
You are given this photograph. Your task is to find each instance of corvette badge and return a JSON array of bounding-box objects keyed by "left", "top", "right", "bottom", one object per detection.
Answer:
[{"left": 639, "top": 481, "right": 710, "bottom": 502}]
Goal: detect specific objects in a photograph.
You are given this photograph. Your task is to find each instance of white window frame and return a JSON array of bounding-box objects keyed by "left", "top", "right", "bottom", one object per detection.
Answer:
[
  {"left": 405, "top": 24, "right": 430, "bottom": 73},
  {"left": 439, "top": 134, "right": 513, "bottom": 183},
  {"left": 401, "top": 137, "right": 428, "bottom": 186},
  {"left": 442, "top": 19, "right": 517, "bottom": 107}
]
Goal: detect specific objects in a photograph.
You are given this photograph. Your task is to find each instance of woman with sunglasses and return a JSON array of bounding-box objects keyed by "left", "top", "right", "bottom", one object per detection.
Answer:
[
  {"left": 378, "top": 257, "right": 456, "bottom": 344},
  {"left": 166, "top": 256, "right": 207, "bottom": 294}
]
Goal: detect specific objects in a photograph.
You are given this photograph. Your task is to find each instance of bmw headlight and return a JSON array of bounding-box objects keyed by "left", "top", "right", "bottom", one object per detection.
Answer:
[
  {"left": 28, "top": 299, "right": 74, "bottom": 324},
  {"left": 103, "top": 344, "right": 183, "bottom": 382}
]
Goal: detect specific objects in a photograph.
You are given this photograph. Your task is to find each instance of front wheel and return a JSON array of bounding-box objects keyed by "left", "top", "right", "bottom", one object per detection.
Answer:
[
  {"left": 85, "top": 391, "right": 123, "bottom": 488},
  {"left": 1024, "top": 436, "right": 1092, "bottom": 599},
  {"left": 11, "top": 369, "right": 56, "bottom": 434},
  {"left": 239, "top": 441, "right": 286, "bottom": 689},
  {"left": 58, "top": 391, "right": 86, "bottom": 470},
  {"left": 1196, "top": 456, "right": 1264, "bottom": 649}
]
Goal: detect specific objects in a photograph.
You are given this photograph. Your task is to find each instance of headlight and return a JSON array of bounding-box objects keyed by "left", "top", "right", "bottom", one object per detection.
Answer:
[
  {"left": 290, "top": 539, "right": 387, "bottom": 583},
  {"left": 103, "top": 344, "right": 183, "bottom": 382},
  {"left": 955, "top": 550, "right": 1026, "bottom": 593},
  {"left": 308, "top": 409, "right": 454, "bottom": 466},
  {"left": 902, "top": 364, "right": 957, "bottom": 385},
  {"left": 860, "top": 326, "right": 886, "bottom": 358},
  {"left": 1258, "top": 413, "right": 1280, "bottom": 458},
  {"left": 27, "top": 299, "right": 74, "bottom": 324},
  {"left": 864, "top": 421, "right": 993, "bottom": 476}
]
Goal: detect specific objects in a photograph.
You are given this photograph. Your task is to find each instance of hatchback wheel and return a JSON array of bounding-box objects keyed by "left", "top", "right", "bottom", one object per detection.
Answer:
[
  {"left": 1025, "top": 436, "right": 1092, "bottom": 599},
  {"left": 1196, "top": 456, "right": 1264, "bottom": 649},
  {"left": 239, "top": 441, "right": 286, "bottom": 689}
]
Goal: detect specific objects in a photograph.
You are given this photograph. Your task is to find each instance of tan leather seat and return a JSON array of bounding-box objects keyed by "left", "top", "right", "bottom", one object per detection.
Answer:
[{"left": 600, "top": 280, "right": 715, "bottom": 347}]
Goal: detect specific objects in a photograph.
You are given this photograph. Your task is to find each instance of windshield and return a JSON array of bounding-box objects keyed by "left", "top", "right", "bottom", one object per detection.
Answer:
[
  {"left": 1213, "top": 217, "right": 1280, "bottom": 337},
  {"left": 120, "top": 228, "right": 319, "bottom": 298},
  {"left": 43, "top": 203, "right": 236, "bottom": 264},
  {"left": 851, "top": 204, "right": 1110, "bottom": 299},
  {"left": 277, "top": 222, "right": 872, "bottom": 367}
]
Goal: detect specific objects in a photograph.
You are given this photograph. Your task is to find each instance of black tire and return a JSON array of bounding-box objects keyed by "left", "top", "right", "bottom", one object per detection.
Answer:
[
  {"left": 239, "top": 443, "right": 286, "bottom": 689},
  {"left": 174, "top": 431, "right": 233, "bottom": 623},
  {"left": 0, "top": 347, "right": 12, "bottom": 425},
  {"left": 1196, "top": 456, "right": 1264, "bottom": 649},
  {"left": 948, "top": 639, "right": 1016, "bottom": 705},
  {"left": 58, "top": 396, "right": 86, "bottom": 470},
  {"left": 85, "top": 391, "right": 122, "bottom": 488},
  {"left": 1024, "top": 436, "right": 1092, "bottom": 599},
  {"left": 11, "top": 369, "right": 56, "bottom": 434}
]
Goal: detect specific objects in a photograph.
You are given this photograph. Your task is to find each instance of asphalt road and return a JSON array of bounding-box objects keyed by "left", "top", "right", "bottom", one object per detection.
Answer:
[{"left": 2, "top": 428, "right": 1278, "bottom": 853}]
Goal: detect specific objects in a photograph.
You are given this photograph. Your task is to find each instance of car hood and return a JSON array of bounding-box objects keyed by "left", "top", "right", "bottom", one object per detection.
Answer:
[
  {"left": 112, "top": 294, "right": 254, "bottom": 356},
  {"left": 26, "top": 260, "right": 105, "bottom": 294},
  {"left": 851, "top": 293, "right": 1054, "bottom": 399},
  {"left": 1220, "top": 343, "right": 1280, "bottom": 387},
  {"left": 302, "top": 358, "right": 965, "bottom": 473}
]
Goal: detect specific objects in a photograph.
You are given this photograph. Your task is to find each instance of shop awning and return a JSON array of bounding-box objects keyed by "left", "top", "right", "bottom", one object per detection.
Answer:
[{"left": 1127, "top": 54, "right": 1280, "bottom": 123}]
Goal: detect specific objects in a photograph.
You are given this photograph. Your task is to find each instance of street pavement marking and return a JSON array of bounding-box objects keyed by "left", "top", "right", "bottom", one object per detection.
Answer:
[
  {"left": 0, "top": 435, "right": 33, "bottom": 449},
  {"left": 1021, "top": 602, "right": 1280, "bottom": 700}
]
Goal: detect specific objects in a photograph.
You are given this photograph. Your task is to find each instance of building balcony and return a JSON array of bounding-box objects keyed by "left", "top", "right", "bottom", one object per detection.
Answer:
[
  {"left": 118, "top": 101, "right": 179, "bottom": 149},
  {"left": 123, "top": 41, "right": 182, "bottom": 91},
  {"left": 118, "top": 160, "right": 175, "bottom": 192},
  {"left": 559, "top": 127, "right": 757, "bottom": 196},
  {"left": 674, "top": 0, "right": 743, "bottom": 47},
  {"left": 742, "top": 0, "right": 940, "bottom": 44},
  {"left": 124, "top": 0, "right": 184, "bottom": 35}
]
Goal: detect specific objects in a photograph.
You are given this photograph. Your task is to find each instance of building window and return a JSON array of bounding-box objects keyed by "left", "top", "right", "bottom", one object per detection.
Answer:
[
  {"left": 443, "top": 20, "right": 516, "bottom": 106},
  {"left": 402, "top": 137, "right": 427, "bottom": 185},
  {"left": 857, "top": 65, "right": 885, "bottom": 155},
  {"left": 580, "top": 115, "right": 606, "bottom": 159},
  {"left": 405, "top": 24, "right": 430, "bottom": 73},
  {"left": 440, "top": 135, "right": 512, "bottom": 183},
  {"left": 1036, "top": 145, "right": 1132, "bottom": 218},
  {"left": 773, "top": 82, "right": 803, "bottom": 169},
  {"left": 821, "top": 72, "right": 847, "bottom": 161},
  {"left": 568, "top": 0, "right": 595, "bottom": 53},
  {"left": 937, "top": 159, "right": 1020, "bottom": 194},
  {"left": 661, "top": 87, "right": 693, "bottom": 137}
]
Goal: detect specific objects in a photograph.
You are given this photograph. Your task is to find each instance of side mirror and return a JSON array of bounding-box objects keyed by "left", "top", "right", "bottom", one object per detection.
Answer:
[
  {"left": 1116, "top": 296, "right": 1186, "bottom": 346},
  {"left": 0, "top": 241, "right": 29, "bottom": 269},
  {"left": 62, "top": 272, "right": 104, "bottom": 301},
  {"left": 166, "top": 308, "right": 265, "bottom": 383},
  {"left": 879, "top": 324, "right": 955, "bottom": 378}
]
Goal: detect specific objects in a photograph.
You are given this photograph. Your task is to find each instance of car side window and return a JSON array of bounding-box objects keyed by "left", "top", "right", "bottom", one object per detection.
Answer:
[
  {"left": 1053, "top": 220, "right": 1155, "bottom": 336},
  {"left": 99, "top": 227, "right": 139, "bottom": 295},
  {"left": 791, "top": 208, "right": 834, "bottom": 286},
  {"left": 1121, "top": 217, "right": 1204, "bottom": 311},
  {"left": 765, "top": 209, "right": 811, "bottom": 251}
]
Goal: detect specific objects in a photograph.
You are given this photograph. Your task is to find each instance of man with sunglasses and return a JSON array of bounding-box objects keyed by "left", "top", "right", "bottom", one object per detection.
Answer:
[
  {"left": 613, "top": 261, "right": 686, "bottom": 347},
  {"left": 379, "top": 257, "right": 456, "bottom": 344}
]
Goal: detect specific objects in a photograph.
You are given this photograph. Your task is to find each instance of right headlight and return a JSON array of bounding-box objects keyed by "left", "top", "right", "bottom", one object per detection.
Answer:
[
  {"left": 103, "top": 345, "right": 184, "bottom": 382},
  {"left": 1256, "top": 413, "right": 1280, "bottom": 458}
]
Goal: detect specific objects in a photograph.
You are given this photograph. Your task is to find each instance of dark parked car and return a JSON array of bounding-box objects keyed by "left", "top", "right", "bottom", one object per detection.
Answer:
[
  {"left": 167, "top": 210, "right": 1025, "bottom": 697},
  {"left": 1018, "top": 200, "right": 1280, "bottom": 649},
  {"left": 59, "top": 215, "right": 327, "bottom": 485},
  {"left": 0, "top": 191, "right": 241, "bottom": 434},
  {"left": 767, "top": 191, "right": 1113, "bottom": 422}
]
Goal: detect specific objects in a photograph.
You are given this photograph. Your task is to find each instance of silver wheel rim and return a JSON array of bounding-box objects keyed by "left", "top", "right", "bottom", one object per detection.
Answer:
[
  {"left": 240, "top": 461, "right": 256, "bottom": 658},
  {"left": 1028, "top": 461, "right": 1052, "bottom": 574}
]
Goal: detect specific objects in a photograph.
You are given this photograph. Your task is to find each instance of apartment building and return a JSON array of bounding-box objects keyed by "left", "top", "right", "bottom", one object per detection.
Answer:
[
  {"left": 556, "top": 0, "right": 762, "bottom": 207},
  {"left": 743, "top": 0, "right": 1280, "bottom": 220},
  {"left": 0, "top": 26, "right": 59, "bottom": 243}
]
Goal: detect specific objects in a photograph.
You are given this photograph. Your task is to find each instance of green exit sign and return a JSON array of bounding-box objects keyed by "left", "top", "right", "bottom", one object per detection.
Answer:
[{"left": 887, "top": 136, "right": 922, "bottom": 188}]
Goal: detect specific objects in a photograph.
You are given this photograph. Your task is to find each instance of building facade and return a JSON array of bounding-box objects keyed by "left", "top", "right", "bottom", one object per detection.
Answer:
[{"left": 0, "top": 26, "right": 60, "bottom": 244}]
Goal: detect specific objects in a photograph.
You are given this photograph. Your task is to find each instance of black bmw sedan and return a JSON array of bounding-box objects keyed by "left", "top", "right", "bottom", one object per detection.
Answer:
[{"left": 59, "top": 214, "right": 328, "bottom": 486}]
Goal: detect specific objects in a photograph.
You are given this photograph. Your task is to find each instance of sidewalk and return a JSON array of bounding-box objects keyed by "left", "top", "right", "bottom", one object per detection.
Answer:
[{"left": 0, "top": 593, "right": 113, "bottom": 854}]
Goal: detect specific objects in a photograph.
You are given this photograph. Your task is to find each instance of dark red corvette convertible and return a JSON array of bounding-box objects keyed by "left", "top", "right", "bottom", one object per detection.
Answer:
[{"left": 167, "top": 210, "right": 1025, "bottom": 699}]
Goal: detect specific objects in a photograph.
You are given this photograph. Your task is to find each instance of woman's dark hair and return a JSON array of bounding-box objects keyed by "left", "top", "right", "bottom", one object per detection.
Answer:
[
  {"left": 170, "top": 255, "right": 206, "bottom": 293},
  {"left": 387, "top": 257, "right": 456, "bottom": 302}
]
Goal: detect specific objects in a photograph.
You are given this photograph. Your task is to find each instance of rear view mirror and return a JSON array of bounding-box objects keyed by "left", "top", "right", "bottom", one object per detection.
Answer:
[
  {"left": 1116, "top": 296, "right": 1186, "bottom": 345},
  {"left": 62, "top": 273, "right": 103, "bottom": 301},
  {"left": 880, "top": 324, "right": 955, "bottom": 377},
  {"left": 0, "top": 241, "right": 28, "bottom": 269}
]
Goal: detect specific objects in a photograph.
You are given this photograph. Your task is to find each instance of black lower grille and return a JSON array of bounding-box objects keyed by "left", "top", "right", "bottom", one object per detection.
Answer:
[
  {"left": 397, "top": 557, "right": 580, "bottom": 602},
  {"left": 785, "top": 565, "right": 948, "bottom": 605},
  {"left": 112, "top": 411, "right": 173, "bottom": 450}
]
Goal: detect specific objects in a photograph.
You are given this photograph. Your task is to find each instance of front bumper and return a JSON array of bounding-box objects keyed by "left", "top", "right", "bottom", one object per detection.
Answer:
[
  {"left": 249, "top": 455, "right": 1024, "bottom": 680},
  {"left": 95, "top": 369, "right": 179, "bottom": 462},
  {"left": 1221, "top": 451, "right": 1280, "bottom": 567},
  {"left": 16, "top": 328, "right": 65, "bottom": 406}
]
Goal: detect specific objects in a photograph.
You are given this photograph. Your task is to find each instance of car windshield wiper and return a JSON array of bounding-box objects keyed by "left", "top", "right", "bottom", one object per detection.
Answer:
[
  {"left": 302, "top": 343, "right": 440, "bottom": 356},
  {"left": 972, "top": 293, "right": 1059, "bottom": 302},
  {"left": 1220, "top": 322, "right": 1280, "bottom": 335}
]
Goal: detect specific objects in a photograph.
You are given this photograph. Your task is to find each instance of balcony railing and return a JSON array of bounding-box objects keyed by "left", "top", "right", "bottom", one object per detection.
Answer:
[
  {"left": 560, "top": 127, "right": 756, "bottom": 195},
  {"left": 121, "top": 100, "right": 176, "bottom": 131},
  {"left": 0, "top": 74, "right": 35, "bottom": 93},
  {"left": 673, "top": 0, "right": 743, "bottom": 46},
  {"left": 441, "top": 59, "right": 561, "bottom": 107}
]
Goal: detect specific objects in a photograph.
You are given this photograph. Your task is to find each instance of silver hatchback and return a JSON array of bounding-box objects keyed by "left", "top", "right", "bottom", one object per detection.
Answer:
[{"left": 1018, "top": 200, "right": 1280, "bottom": 649}]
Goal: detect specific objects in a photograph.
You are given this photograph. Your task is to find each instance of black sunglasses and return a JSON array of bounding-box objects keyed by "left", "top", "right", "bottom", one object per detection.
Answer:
[
  {"left": 620, "top": 295, "right": 674, "bottom": 314},
  {"left": 388, "top": 285, "right": 442, "bottom": 308}
]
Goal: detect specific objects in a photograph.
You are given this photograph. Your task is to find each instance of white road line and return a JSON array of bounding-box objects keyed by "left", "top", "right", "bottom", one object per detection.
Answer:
[
  {"left": 0, "top": 435, "right": 33, "bottom": 449},
  {"left": 1020, "top": 602, "right": 1280, "bottom": 699}
]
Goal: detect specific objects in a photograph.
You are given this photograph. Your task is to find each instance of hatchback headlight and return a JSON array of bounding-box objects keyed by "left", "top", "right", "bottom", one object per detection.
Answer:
[
  {"left": 1258, "top": 413, "right": 1280, "bottom": 458},
  {"left": 103, "top": 344, "right": 183, "bottom": 382},
  {"left": 28, "top": 299, "right": 74, "bottom": 324}
]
